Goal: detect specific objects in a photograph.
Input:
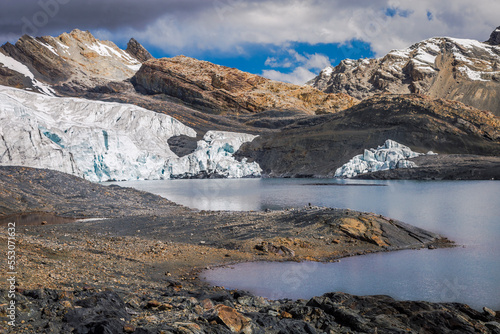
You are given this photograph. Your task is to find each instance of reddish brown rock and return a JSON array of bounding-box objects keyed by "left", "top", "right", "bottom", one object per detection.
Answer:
[
  {"left": 213, "top": 304, "right": 252, "bottom": 333},
  {"left": 133, "top": 55, "right": 358, "bottom": 115}
]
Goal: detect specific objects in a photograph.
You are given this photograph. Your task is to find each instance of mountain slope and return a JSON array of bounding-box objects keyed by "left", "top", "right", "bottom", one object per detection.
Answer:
[
  {"left": 0, "top": 29, "right": 148, "bottom": 95},
  {"left": 0, "top": 30, "right": 358, "bottom": 135},
  {"left": 132, "top": 55, "right": 358, "bottom": 115},
  {"left": 308, "top": 27, "right": 500, "bottom": 116},
  {"left": 237, "top": 94, "right": 500, "bottom": 177}
]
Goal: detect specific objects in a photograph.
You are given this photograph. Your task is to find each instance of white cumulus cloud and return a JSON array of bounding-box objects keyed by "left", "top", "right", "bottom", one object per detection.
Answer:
[
  {"left": 111, "top": 0, "right": 500, "bottom": 57},
  {"left": 261, "top": 49, "right": 332, "bottom": 84},
  {"left": 3, "top": 0, "right": 499, "bottom": 85}
]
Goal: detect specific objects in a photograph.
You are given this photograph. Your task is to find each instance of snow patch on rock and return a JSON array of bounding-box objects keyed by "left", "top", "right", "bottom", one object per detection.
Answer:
[
  {"left": 0, "top": 86, "right": 261, "bottom": 181},
  {"left": 33, "top": 38, "right": 59, "bottom": 57},
  {"left": 334, "top": 140, "right": 436, "bottom": 178},
  {"left": 0, "top": 52, "right": 56, "bottom": 96}
]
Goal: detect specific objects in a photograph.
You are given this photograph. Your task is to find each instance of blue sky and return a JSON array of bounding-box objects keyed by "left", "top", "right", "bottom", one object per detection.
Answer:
[
  {"left": 142, "top": 40, "right": 375, "bottom": 84},
  {"left": 0, "top": 0, "right": 499, "bottom": 84}
]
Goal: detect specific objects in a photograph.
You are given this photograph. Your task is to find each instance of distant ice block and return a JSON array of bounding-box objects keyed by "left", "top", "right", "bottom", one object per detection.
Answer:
[
  {"left": 167, "top": 131, "right": 262, "bottom": 179},
  {"left": 334, "top": 139, "right": 433, "bottom": 178}
]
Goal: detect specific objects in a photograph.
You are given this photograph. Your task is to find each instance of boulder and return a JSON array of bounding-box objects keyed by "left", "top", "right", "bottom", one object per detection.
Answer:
[{"left": 211, "top": 304, "right": 252, "bottom": 333}]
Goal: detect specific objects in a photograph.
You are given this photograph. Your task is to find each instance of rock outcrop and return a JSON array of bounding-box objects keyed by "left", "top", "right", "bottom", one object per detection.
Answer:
[
  {"left": 487, "top": 26, "right": 500, "bottom": 45},
  {"left": 126, "top": 38, "right": 154, "bottom": 63},
  {"left": 308, "top": 27, "right": 500, "bottom": 116},
  {"left": 8, "top": 279, "right": 500, "bottom": 334},
  {"left": 133, "top": 55, "right": 358, "bottom": 115},
  {"left": 237, "top": 94, "right": 500, "bottom": 177},
  {"left": 0, "top": 29, "right": 149, "bottom": 95}
]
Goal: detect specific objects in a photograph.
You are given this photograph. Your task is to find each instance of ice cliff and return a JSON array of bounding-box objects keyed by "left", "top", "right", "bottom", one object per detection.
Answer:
[
  {"left": 168, "top": 131, "right": 261, "bottom": 179},
  {"left": 0, "top": 86, "right": 261, "bottom": 181},
  {"left": 335, "top": 140, "right": 435, "bottom": 178}
]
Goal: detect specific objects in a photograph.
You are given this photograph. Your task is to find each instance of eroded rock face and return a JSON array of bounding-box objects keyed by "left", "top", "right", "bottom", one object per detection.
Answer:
[
  {"left": 133, "top": 55, "right": 358, "bottom": 115},
  {"left": 237, "top": 94, "right": 500, "bottom": 177},
  {"left": 487, "top": 26, "right": 500, "bottom": 45},
  {"left": 0, "top": 29, "right": 148, "bottom": 95},
  {"left": 308, "top": 27, "right": 500, "bottom": 116}
]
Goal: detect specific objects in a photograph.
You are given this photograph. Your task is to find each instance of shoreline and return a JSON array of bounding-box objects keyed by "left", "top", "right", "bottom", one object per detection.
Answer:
[
  {"left": 1, "top": 166, "right": 499, "bottom": 333},
  {"left": 1, "top": 210, "right": 460, "bottom": 334}
]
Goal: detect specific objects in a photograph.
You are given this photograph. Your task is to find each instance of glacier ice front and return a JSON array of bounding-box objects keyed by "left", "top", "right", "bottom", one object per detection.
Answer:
[
  {"left": 334, "top": 140, "right": 435, "bottom": 178},
  {"left": 0, "top": 86, "right": 261, "bottom": 181},
  {"left": 167, "top": 131, "right": 262, "bottom": 179}
]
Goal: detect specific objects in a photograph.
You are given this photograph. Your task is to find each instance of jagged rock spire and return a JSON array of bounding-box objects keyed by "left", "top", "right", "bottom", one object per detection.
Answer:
[
  {"left": 486, "top": 26, "right": 500, "bottom": 45},
  {"left": 126, "top": 38, "right": 153, "bottom": 62}
]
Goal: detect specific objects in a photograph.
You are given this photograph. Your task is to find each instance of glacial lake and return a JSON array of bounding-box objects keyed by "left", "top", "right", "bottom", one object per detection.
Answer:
[{"left": 113, "top": 178, "right": 500, "bottom": 310}]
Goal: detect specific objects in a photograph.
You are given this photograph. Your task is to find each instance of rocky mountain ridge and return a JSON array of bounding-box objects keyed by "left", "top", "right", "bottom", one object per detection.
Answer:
[
  {"left": 0, "top": 29, "right": 358, "bottom": 134},
  {"left": 487, "top": 26, "right": 500, "bottom": 45},
  {"left": 126, "top": 38, "right": 154, "bottom": 63},
  {"left": 1, "top": 28, "right": 500, "bottom": 181},
  {"left": 0, "top": 30, "right": 358, "bottom": 118},
  {"left": 308, "top": 27, "right": 500, "bottom": 116},
  {"left": 0, "top": 29, "right": 148, "bottom": 95},
  {"left": 133, "top": 55, "right": 359, "bottom": 115}
]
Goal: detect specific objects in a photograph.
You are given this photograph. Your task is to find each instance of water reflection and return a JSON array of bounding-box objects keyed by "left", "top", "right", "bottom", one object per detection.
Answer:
[
  {"left": 202, "top": 246, "right": 499, "bottom": 310},
  {"left": 111, "top": 178, "right": 500, "bottom": 310}
]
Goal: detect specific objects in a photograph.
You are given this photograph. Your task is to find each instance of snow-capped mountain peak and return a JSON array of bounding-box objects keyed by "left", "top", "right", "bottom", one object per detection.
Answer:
[
  {"left": 0, "top": 29, "right": 151, "bottom": 96},
  {"left": 307, "top": 26, "right": 500, "bottom": 116}
]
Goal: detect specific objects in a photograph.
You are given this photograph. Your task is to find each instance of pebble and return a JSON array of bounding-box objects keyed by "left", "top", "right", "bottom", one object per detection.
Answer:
[
  {"left": 268, "top": 310, "right": 279, "bottom": 317},
  {"left": 123, "top": 324, "right": 136, "bottom": 333}
]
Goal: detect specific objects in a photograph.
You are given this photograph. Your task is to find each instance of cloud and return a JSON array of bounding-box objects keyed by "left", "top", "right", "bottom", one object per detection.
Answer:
[
  {"left": 262, "top": 67, "right": 318, "bottom": 85},
  {"left": 116, "top": 0, "right": 500, "bottom": 57},
  {"left": 2, "top": 0, "right": 499, "bottom": 56},
  {"left": 0, "top": 0, "right": 211, "bottom": 39},
  {"left": 261, "top": 49, "right": 332, "bottom": 84},
  {"left": 1, "top": 0, "right": 499, "bottom": 84}
]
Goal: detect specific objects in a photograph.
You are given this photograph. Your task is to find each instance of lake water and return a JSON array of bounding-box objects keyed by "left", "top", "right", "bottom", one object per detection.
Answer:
[{"left": 113, "top": 178, "right": 500, "bottom": 310}]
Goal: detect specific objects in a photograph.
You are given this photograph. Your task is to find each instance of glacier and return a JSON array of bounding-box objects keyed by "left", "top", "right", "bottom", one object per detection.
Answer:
[
  {"left": 0, "top": 86, "right": 261, "bottom": 181},
  {"left": 167, "top": 131, "right": 261, "bottom": 179},
  {"left": 334, "top": 140, "right": 436, "bottom": 178}
]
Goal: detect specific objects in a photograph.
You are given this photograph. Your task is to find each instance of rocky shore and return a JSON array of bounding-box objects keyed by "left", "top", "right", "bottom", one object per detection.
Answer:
[{"left": 1, "top": 166, "right": 499, "bottom": 333}]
